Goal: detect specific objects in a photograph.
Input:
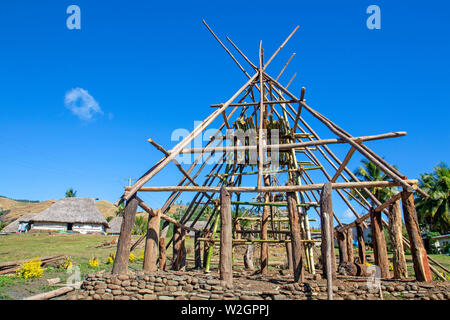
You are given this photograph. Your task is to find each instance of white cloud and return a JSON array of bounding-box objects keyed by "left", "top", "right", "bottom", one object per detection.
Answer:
[{"left": 64, "top": 88, "right": 102, "bottom": 121}]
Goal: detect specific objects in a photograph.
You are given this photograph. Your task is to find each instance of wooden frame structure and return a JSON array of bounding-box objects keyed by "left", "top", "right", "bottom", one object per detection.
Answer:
[{"left": 111, "top": 21, "right": 444, "bottom": 287}]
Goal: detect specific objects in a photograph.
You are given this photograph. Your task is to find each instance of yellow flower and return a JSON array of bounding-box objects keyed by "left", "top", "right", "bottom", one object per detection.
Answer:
[
  {"left": 129, "top": 253, "right": 136, "bottom": 262},
  {"left": 106, "top": 252, "right": 115, "bottom": 264},
  {"left": 63, "top": 257, "right": 73, "bottom": 270},
  {"left": 365, "top": 262, "right": 371, "bottom": 267},
  {"left": 16, "top": 258, "right": 44, "bottom": 279},
  {"left": 88, "top": 257, "right": 99, "bottom": 268}
]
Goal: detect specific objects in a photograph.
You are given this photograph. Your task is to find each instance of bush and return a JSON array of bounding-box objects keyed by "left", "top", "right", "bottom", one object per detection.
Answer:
[
  {"left": 106, "top": 252, "right": 115, "bottom": 264},
  {"left": 16, "top": 259, "right": 45, "bottom": 279}
]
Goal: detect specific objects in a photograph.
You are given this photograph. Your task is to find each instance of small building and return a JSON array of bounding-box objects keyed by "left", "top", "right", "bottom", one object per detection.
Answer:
[
  {"left": 1, "top": 214, "right": 36, "bottom": 233},
  {"left": 185, "top": 221, "right": 208, "bottom": 237},
  {"left": 30, "top": 198, "right": 109, "bottom": 234},
  {"left": 106, "top": 217, "right": 123, "bottom": 235},
  {"left": 423, "top": 234, "right": 450, "bottom": 254}
]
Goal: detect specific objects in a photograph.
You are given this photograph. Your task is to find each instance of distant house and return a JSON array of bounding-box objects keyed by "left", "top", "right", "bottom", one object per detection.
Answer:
[
  {"left": 30, "top": 198, "right": 109, "bottom": 234},
  {"left": 106, "top": 217, "right": 123, "bottom": 235},
  {"left": 423, "top": 234, "right": 450, "bottom": 254},
  {"left": 185, "top": 221, "right": 208, "bottom": 237},
  {"left": 2, "top": 214, "right": 36, "bottom": 233}
]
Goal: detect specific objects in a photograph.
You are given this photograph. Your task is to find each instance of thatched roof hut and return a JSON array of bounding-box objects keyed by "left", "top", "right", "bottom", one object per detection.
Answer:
[
  {"left": 30, "top": 198, "right": 108, "bottom": 233},
  {"left": 185, "top": 221, "right": 208, "bottom": 237},
  {"left": 1, "top": 214, "right": 35, "bottom": 233},
  {"left": 106, "top": 217, "right": 122, "bottom": 235}
]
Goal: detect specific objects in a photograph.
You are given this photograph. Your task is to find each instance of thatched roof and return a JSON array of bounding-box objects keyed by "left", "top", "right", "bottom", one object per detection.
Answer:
[
  {"left": 106, "top": 217, "right": 122, "bottom": 234},
  {"left": 185, "top": 221, "right": 208, "bottom": 236},
  {"left": 2, "top": 214, "right": 36, "bottom": 233},
  {"left": 31, "top": 198, "right": 109, "bottom": 227}
]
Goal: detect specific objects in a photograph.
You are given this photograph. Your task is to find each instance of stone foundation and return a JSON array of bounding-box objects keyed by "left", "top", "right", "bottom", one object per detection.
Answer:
[{"left": 67, "top": 270, "right": 450, "bottom": 301}]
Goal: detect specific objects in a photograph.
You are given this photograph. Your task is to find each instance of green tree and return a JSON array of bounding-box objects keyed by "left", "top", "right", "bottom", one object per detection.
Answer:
[
  {"left": 349, "top": 159, "right": 399, "bottom": 204},
  {"left": 115, "top": 203, "right": 125, "bottom": 217},
  {"left": 65, "top": 188, "right": 77, "bottom": 198},
  {"left": 415, "top": 162, "right": 450, "bottom": 234},
  {"left": 133, "top": 216, "right": 148, "bottom": 235}
]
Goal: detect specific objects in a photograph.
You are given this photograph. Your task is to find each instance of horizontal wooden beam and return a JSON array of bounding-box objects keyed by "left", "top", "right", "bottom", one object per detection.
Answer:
[
  {"left": 178, "top": 131, "right": 407, "bottom": 154},
  {"left": 125, "top": 179, "right": 418, "bottom": 194}
]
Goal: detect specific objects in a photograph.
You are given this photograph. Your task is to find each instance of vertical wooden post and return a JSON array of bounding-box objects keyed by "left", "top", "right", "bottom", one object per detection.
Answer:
[
  {"left": 220, "top": 186, "right": 233, "bottom": 285},
  {"left": 143, "top": 209, "right": 160, "bottom": 272},
  {"left": 194, "top": 231, "right": 202, "bottom": 269},
  {"left": 356, "top": 222, "right": 366, "bottom": 264},
  {"left": 388, "top": 200, "right": 408, "bottom": 279},
  {"left": 159, "top": 237, "right": 167, "bottom": 271},
  {"left": 172, "top": 226, "right": 186, "bottom": 270},
  {"left": 370, "top": 209, "right": 390, "bottom": 278},
  {"left": 260, "top": 175, "right": 271, "bottom": 274},
  {"left": 112, "top": 195, "right": 138, "bottom": 275},
  {"left": 323, "top": 210, "right": 333, "bottom": 300},
  {"left": 320, "top": 182, "right": 336, "bottom": 280},
  {"left": 285, "top": 241, "right": 293, "bottom": 272},
  {"left": 287, "top": 186, "right": 305, "bottom": 282},
  {"left": 244, "top": 226, "right": 255, "bottom": 270},
  {"left": 234, "top": 221, "right": 241, "bottom": 240},
  {"left": 336, "top": 231, "right": 348, "bottom": 264},
  {"left": 346, "top": 228, "right": 354, "bottom": 263},
  {"left": 401, "top": 190, "right": 432, "bottom": 282}
]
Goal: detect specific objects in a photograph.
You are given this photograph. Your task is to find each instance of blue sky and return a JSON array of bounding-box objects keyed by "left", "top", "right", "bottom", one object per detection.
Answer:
[{"left": 0, "top": 1, "right": 449, "bottom": 226}]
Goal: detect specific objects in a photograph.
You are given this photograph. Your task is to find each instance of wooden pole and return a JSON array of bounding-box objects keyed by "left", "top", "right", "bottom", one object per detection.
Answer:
[
  {"left": 388, "top": 200, "right": 408, "bottom": 279},
  {"left": 112, "top": 194, "right": 138, "bottom": 274},
  {"left": 172, "top": 226, "right": 186, "bottom": 271},
  {"left": 323, "top": 210, "right": 334, "bottom": 300},
  {"left": 219, "top": 186, "right": 233, "bottom": 285},
  {"left": 346, "top": 228, "right": 354, "bottom": 263},
  {"left": 260, "top": 176, "right": 271, "bottom": 274},
  {"left": 143, "top": 209, "right": 160, "bottom": 272},
  {"left": 401, "top": 190, "right": 432, "bottom": 282},
  {"left": 159, "top": 237, "right": 167, "bottom": 271},
  {"left": 194, "top": 231, "right": 202, "bottom": 269},
  {"left": 287, "top": 184, "right": 305, "bottom": 282},
  {"left": 320, "top": 182, "right": 336, "bottom": 280},
  {"left": 370, "top": 209, "right": 391, "bottom": 278},
  {"left": 356, "top": 222, "right": 366, "bottom": 264},
  {"left": 337, "top": 231, "right": 348, "bottom": 264}
]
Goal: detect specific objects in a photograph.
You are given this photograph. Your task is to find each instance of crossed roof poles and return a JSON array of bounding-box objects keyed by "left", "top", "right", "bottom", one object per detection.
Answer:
[{"left": 110, "top": 21, "right": 436, "bottom": 283}]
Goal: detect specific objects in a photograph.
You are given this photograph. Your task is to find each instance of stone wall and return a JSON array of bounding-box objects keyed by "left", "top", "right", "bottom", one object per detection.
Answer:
[{"left": 68, "top": 270, "right": 450, "bottom": 301}]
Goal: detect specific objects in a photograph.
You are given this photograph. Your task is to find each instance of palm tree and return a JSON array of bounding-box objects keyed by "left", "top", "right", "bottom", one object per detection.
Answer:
[
  {"left": 115, "top": 203, "right": 125, "bottom": 217},
  {"left": 415, "top": 162, "right": 450, "bottom": 234},
  {"left": 133, "top": 216, "right": 148, "bottom": 235},
  {"left": 350, "top": 159, "right": 399, "bottom": 204},
  {"left": 65, "top": 188, "right": 77, "bottom": 198}
]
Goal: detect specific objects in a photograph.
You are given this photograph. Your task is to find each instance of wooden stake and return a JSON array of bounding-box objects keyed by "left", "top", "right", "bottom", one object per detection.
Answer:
[
  {"left": 143, "top": 209, "right": 160, "bottom": 272},
  {"left": 370, "top": 209, "right": 391, "bottom": 278},
  {"left": 320, "top": 182, "right": 336, "bottom": 280},
  {"left": 172, "top": 226, "right": 186, "bottom": 271},
  {"left": 323, "top": 209, "right": 334, "bottom": 300},
  {"left": 401, "top": 190, "right": 432, "bottom": 282},
  {"left": 287, "top": 183, "right": 305, "bottom": 282},
  {"left": 388, "top": 200, "right": 408, "bottom": 279},
  {"left": 194, "top": 231, "right": 202, "bottom": 269},
  {"left": 356, "top": 222, "right": 366, "bottom": 264},
  {"left": 346, "top": 228, "right": 354, "bottom": 263},
  {"left": 337, "top": 231, "right": 348, "bottom": 264},
  {"left": 219, "top": 186, "right": 233, "bottom": 285},
  {"left": 159, "top": 237, "right": 167, "bottom": 271},
  {"left": 112, "top": 194, "right": 138, "bottom": 275}
]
